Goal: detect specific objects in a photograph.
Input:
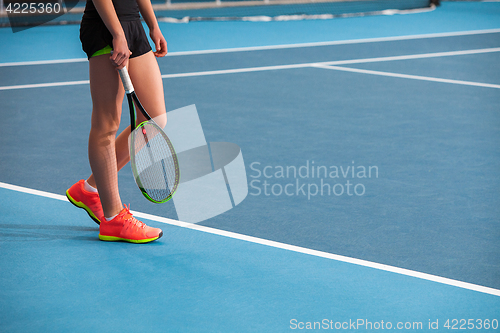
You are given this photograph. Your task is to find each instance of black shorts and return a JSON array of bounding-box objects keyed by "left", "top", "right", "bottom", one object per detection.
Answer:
[{"left": 80, "top": 19, "right": 152, "bottom": 59}]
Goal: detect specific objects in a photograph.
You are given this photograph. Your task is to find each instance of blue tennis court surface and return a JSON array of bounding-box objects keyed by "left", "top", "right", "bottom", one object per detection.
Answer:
[
  {"left": 1, "top": 2, "right": 500, "bottom": 332},
  {"left": 1, "top": 187, "right": 499, "bottom": 332}
]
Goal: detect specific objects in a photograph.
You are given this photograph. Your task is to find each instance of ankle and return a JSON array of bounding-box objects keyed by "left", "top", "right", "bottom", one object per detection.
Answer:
[
  {"left": 84, "top": 180, "right": 98, "bottom": 193},
  {"left": 105, "top": 213, "right": 118, "bottom": 222}
]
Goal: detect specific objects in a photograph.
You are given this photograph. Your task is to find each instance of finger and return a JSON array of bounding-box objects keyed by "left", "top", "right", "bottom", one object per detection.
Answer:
[
  {"left": 160, "top": 40, "right": 168, "bottom": 56},
  {"left": 116, "top": 58, "right": 129, "bottom": 71},
  {"left": 153, "top": 41, "right": 162, "bottom": 57},
  {"left": 112, "top": 53, "right": 123, "bottom": 66},
  {"left": 109, "top": 50, "right": 123, "bottom": 66},
  {"left": 118, "top": 54, "right": 128, "bottom": 67},
  {"left": 155, "top": 40, "right": 168, "bottom": 57},
  {"left": 112, "top": 50, "right": 131, "bottom": 67}
]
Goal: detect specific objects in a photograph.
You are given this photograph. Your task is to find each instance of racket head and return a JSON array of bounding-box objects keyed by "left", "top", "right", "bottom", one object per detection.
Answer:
[{"left": 129, "top": 120, "right": 180, "bottom": 203}]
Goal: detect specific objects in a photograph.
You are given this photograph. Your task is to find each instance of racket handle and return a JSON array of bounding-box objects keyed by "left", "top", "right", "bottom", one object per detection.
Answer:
[{"left": 119, "top": 67, "right": 134, "bottom": 94}]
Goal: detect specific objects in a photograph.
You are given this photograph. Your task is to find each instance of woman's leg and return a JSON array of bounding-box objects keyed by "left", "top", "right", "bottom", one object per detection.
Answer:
[
  {"left": 87, "top": 51, "right": 166, "bottom": 187},
  {"left": 87, "top": 54, "right": 125, "bottom": 219},
  {"left": 128, "top": 51, "right": 167, "bottom": 127}
]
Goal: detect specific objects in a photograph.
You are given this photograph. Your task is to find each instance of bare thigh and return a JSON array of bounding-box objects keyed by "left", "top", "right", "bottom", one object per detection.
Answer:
[
  {"left": 128, "top": 51, "right": 166, "bottom": 127},
  {"left": 89, "top": 55, "right": 124, "bottom": 130}
]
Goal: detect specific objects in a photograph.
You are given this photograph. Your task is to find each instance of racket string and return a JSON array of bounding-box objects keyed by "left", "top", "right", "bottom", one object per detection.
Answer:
[{"left": 132, "top": 122, "right": 179, "bottom": 202}]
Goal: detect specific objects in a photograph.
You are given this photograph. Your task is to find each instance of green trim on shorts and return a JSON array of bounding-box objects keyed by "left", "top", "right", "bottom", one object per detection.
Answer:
[{"left": 91, "top": 45, "right": 113, "bottom": 58}]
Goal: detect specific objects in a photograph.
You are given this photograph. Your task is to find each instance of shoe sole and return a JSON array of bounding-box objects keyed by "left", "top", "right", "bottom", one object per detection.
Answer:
[
  {"left": 99, "top": 231, "right": 163, "bottom": 244},
  {"left": 66, "top": 190, "right": 101, "bottom": 225}
]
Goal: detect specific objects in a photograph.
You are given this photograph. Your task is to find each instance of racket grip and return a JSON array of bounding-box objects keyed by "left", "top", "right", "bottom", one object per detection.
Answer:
[{"left": 119, "top": 67, "right": 134, "bottom": 94}]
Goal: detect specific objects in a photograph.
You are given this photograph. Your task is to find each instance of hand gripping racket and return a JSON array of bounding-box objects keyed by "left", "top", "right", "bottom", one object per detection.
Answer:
[{"left": 119, "top": 67, "right": 180, "bottom": 203}]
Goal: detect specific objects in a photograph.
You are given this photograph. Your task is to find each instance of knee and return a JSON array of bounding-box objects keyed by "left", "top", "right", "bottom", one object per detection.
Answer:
[{"left": 91, "top": 106, "right": 122, "bottom": 136}]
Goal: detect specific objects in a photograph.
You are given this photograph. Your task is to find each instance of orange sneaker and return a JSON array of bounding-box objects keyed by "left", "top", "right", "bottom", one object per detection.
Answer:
[
  {"left": 99, "top": 205, "right": 163, "bottom": 243},
  {"left": 66, "top": 180, "right": 104, "bottom": 225}
]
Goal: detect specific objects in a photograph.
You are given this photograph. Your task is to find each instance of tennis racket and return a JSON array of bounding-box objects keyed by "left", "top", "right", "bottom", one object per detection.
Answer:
[{"left": 118, "top": 66, "right": 180, "bottom": 203}]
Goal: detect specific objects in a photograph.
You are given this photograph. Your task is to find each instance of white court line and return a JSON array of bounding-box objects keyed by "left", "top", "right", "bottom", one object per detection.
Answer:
[
  {"left": 1, "top": 181, "right": 499, "bottom": 297},
  {"left": 0, "top": 80, "right": 90, "bottom": 91},
  {"left": 158, "top": 47, "right": 500, "bottom": 83},
  {"left": 320, "top": 47, "right": 500, "bottom": 66},
  {"left": 164, "top": 28, "right": 500, "bottom": 56},
  {"left": 1, "top": 47, "right": 500, "bottom": 91},
  {"left": 313, "top": 64, "right": 500, "bottom": 89},
  {"left": 0, "top": 58, "right": 88, "bottom": 68},
  {"left": 161, "top": 63, "right": 308, "bottom": 79},
  {"left": 0, "top": 28, "right": 500, "bottom": 67}
]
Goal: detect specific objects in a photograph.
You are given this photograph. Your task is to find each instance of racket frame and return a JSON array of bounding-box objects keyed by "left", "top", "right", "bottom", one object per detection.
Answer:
[{"left": 119, "top": 67, "right": 180, "bottom": 203}]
